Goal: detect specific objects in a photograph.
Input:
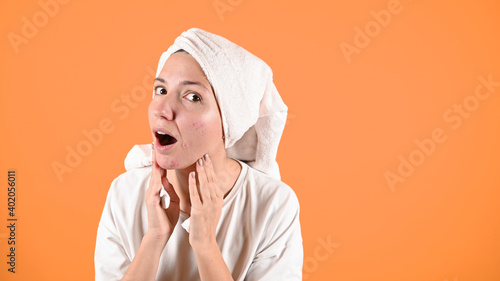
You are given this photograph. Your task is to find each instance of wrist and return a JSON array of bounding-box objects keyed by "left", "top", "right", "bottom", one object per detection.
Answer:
[
  {"left": 143, "top": 230, "right": 170, "bottom": 248},
  {"left": 192, "top": 239, "right": 220, "bottom": 258}
]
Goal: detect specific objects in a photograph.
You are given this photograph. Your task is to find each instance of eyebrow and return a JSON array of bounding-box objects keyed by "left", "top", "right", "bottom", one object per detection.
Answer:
[{"left": 155, "top": 77, "right": 208, "bottom": 91}]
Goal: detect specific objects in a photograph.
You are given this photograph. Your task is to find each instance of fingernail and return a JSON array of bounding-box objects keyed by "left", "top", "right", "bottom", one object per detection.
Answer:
[
  {"left": 198, "top": 158, "right": 203, "bottom": 166},
  {"left": 204, "top": 154, "right": 210, "bottom": 162},
  {"left": 191, "top": 171, "right": 196, "bottom": 178}
]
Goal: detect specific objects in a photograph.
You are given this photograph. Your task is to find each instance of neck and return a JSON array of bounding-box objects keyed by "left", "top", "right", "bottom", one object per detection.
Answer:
[{"left": 168, "top": 155, "right": 242, "bottom": 215}]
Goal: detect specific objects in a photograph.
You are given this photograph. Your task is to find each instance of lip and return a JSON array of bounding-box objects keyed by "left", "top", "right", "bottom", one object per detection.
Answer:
[{"left": 152, "top": 127, "right": 178, "bottom": 152}]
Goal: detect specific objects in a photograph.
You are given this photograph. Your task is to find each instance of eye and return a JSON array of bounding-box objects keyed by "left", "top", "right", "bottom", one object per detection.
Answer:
[
  {"left": 154, "top": 86, "right": 167, "bottom": 95},
  {"left": 185, "top": 92, "right": 202, "bottom": 102}
]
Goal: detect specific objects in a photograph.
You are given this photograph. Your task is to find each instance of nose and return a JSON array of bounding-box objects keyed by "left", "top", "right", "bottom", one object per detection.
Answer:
[{"left": 151, "top": 94, "right": 176, "bottom": 121}]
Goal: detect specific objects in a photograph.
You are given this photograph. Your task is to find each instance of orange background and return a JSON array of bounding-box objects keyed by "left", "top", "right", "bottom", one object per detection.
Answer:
[{"left": 1, "top": 0, "right": 500, "bottom": 280}]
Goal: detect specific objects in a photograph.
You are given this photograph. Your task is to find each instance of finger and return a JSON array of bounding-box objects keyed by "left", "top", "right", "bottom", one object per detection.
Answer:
[
  {"left": 203, "top": 154, "right": 219, "bottom": 199},
  {"left": 203, "top": 154, "right": 216, "bottom": 183},
  {"left": 147, "top": 146, "right": 163, "bottom": 199},
  {"left": 151, "top": 142, "right": 156, "bottom": 163},
  {"left": 151, "top": 142, "right": 161, "bottom": 179},
  {"left": 196, "top": 158, "right": 211, "bottom": 201},
  {"left": 189, "top": 171, "right": 202, "bottom": 206},
  {"left": 155, "top": 147, "right": 167, "bottom": 182},
  {"left": 152, "top": 161, "right": 163, "bottom": 190}
]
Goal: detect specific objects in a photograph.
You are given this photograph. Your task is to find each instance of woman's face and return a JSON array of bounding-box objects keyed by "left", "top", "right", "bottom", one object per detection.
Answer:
[{"left": 149, "top": 52, "right": 224, "bottom": 170}]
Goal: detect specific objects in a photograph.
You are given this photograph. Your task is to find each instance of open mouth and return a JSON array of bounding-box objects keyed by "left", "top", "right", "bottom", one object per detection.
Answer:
[{"left": 155, "top": 131, "right": 178, "bottom": 146}]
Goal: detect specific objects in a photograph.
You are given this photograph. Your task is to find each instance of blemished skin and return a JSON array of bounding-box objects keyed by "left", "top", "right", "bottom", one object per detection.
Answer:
[{"left": 121, "top": 52, "right": 242, "bottom": 281}]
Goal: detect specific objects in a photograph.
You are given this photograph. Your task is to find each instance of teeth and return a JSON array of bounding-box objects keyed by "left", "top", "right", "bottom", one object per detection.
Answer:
[{"left": 157, "top": 131, "right": 167, "bottom": 135}]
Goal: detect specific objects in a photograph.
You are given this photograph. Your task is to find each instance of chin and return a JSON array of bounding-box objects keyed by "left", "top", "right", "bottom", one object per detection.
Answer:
[{"left": 156, "top": 154, "right": 194, "bottom": 170}]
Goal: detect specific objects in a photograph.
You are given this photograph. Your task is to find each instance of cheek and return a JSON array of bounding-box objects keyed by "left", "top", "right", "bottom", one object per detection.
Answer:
[
  {"left": 185, "top": 114, "right": 222, "bottom": 144},
  {"left": 185, "top": 121, "right": 208, "bottom": 147},
  {"left": 191, "top": 120, "right": 204, "bottom": 131},
  {"left": 194, "top": 114, "right": 221, "bottom": 136}
]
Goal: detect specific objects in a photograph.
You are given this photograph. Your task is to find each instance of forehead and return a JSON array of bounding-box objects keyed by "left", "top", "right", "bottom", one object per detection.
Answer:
[{"left": 158, "top": 52, "right": 209, "bottom": 86}]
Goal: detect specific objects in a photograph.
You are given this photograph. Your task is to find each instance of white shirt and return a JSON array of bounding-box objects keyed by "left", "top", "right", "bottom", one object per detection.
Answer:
[{"left": 94, "top": 159, "right": 303, "bottom": 280}]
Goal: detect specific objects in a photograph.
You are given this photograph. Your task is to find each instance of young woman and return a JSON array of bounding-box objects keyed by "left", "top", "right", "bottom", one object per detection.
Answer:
[{"left": 95, "top": 28, "right": 303, "bottom": 281}]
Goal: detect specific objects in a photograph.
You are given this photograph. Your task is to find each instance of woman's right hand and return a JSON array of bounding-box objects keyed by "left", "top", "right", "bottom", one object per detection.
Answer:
[
  {"left": 144, "top": 149, "right": 180, "bottom": 244},
  {"left": 121, "top": 149, "right": 180, "bottom": 281}
]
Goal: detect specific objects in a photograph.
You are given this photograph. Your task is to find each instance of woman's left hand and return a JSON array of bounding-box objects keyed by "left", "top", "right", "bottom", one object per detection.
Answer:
[{"left": 188, "top": 154, "right": 224, "bottom": 250}]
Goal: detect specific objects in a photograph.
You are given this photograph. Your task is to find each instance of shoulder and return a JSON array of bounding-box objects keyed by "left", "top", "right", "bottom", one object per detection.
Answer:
[
  {"left": 110, "top": 166, "right": 151, "bottom": 191},
  {"left": 238, "top": 163, "right": 300, "bottom": 217},
  {"left": 235, "top": 164, "right": 303, "bottom": 259},
  {"left": 245, "top": 164, "right": 299, "bottom": 201},
  {"left": 104, "top": 167, "right": 152, "bottom": 211}
]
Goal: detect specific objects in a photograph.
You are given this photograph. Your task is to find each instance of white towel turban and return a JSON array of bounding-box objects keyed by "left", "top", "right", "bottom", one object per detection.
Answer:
[{"left": 154, "top": 28, "right": 288, "bottom": 180}]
